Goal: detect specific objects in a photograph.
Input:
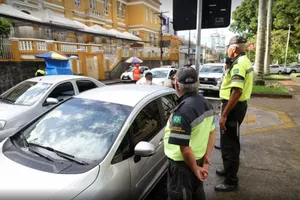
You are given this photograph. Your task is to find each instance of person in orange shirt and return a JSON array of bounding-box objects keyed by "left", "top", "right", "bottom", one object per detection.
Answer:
[{"left": 133, "top": 63, "right": 141, "bottom": 81}]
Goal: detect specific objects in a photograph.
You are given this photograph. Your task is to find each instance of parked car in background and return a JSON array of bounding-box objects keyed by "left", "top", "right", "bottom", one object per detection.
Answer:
[
  {"left": 150, "top": 67, "right": 177, "bottom": 87},
  {"left": 0, "top": 75, "right": 104, "bottom": 142},
  {"left": 283, "top": 64, "right": 300, "bottom": 74},
  {"left": 270, "top": 65, "right": 284, "bottom": 74},
  {"left": 0, "top": 85, "right": 178, "bottom": 200},
  {"left": 199, "top": 63, "right": 225, "bottom": 92},
  {"left": 120, "top": 66, "right": 150, "bottom": 82}
]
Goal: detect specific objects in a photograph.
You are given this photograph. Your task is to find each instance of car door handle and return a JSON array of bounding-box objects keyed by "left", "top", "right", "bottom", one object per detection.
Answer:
[{"left": 158, "top": 138, "right": 164, "bottom": 146}]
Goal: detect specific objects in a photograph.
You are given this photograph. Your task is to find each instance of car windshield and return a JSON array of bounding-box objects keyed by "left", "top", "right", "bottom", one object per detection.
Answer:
[
  {"left": 200, "top": 65, "right": 224, "bottom": 73},
  {"left": 126, "top": 67, "right": 133, "bottom": 72},
  {"left": 0, "top": 81, "right": 52, "bottom": 106},
  {"left": 151, "top": 70, "right": 169, "bottom": 78},
  {"left": 18, "top": 98, "right": 132, "bottom": 163}
]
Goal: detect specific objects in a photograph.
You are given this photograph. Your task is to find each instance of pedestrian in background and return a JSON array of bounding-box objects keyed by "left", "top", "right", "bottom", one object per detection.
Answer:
[
  {"left": 215, "top": 36, "right": 253, "bottom": 192},
  {"left": 164, "top": 67, "right": 216, "bottom": 200},
  {"left": 133, "top": 63, "right": 141, "bottom": 82},
  {"left": 136, "top": 72, "right": 155, "bottom": 85},
  {"left": 35, "top": 65, "right": 47, "bottom": 77}
]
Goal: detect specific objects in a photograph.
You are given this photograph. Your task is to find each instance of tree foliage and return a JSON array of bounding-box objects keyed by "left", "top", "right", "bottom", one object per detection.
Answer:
[
  {"left": 230, "top": 0, "right": 300, "bottom": 64},
  {"left": 0, "top": 17, "right": 11, "bottom": 38}
]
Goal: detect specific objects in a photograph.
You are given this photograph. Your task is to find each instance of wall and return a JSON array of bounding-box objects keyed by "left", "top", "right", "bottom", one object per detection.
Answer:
[{"left": 0, "top": 61, "right": 45, "bottom": 94}]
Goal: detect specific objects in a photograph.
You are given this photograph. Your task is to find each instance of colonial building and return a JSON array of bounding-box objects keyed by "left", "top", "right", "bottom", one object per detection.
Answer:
[{"left": 2, "top": 0, "right": 161, "bottom": 45}]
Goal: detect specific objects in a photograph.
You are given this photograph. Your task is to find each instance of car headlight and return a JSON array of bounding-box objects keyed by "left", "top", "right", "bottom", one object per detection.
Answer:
[
  {"left": 216, "top": 78, "right": 222, "bottom": 84},
  {"left": 0, "top": 120, "right": 6, "bottom": 131}
]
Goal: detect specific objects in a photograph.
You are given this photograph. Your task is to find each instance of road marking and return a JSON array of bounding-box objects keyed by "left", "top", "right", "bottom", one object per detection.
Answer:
[{"left": 241, "top": 104, "right": 296, "bottom": 135}]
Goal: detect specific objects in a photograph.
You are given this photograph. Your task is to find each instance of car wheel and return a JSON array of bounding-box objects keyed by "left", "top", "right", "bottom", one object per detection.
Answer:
[
  {"left": 291, "top": 70, "right": 296, "bottom": 74},
  {"left": 278, "top": 71, "right": 282, "bottom": 74}
]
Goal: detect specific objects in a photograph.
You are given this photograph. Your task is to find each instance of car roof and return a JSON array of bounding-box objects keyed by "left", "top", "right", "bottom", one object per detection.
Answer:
[
  {"left": 27, "top": 75, "right": 97, "bottom": 84},
  {"left": 151, "top": 67, "right": 176, "bottom": 71},
  {"left": 75, "top": 84, "right": 175, "bottom": 107}
]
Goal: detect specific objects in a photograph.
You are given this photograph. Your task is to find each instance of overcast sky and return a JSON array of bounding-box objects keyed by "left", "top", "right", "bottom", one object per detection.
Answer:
[{"left": 160, "top": 0, "right": 244, "bottom": 47}]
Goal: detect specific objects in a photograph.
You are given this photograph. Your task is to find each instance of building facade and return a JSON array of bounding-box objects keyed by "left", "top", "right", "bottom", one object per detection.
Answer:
[{"left": 2, "top": 0, "right": 161, "bottom": 46}]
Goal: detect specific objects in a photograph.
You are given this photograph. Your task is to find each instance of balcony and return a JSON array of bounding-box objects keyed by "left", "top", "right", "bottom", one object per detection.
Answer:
[{"left": 85, "top": 8, "right": 105, "bottom": 20}]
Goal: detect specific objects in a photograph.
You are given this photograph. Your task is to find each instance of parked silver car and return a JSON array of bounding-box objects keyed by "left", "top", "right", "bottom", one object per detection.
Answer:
[
  {"left": 0, "top": 84, "right": 178, "bottom": 200},
  {"left": 284, "top": 64, "right": 300, "bottom": 74},
  {"left": 270, "top": 65, "right": 284, "bottom": 74},
  {"left": 0, "top": 75, "right": 104, "bottom": 141}
]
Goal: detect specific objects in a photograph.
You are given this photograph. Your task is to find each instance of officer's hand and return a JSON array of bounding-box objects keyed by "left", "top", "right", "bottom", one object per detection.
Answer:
[
  {"left": 219, "top": 116, "right": 227, "bottom": 131},
  {"left": 203, "top": 156, "right": 211, "bottom": 172},
  {"left": 194, "top": 166, "right": 208, "bottom": 182}
]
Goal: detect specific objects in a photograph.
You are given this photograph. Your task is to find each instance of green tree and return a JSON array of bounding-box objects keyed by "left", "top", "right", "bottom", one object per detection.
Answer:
[
  {"left": 229, "top": 0, "right": 258, "bottom": 39},
  {"left": 0, "top": 17, "right": 11, "bottom": 58},
  {"left": 230, "top": 0, "right": 300, "bottom": 66}
]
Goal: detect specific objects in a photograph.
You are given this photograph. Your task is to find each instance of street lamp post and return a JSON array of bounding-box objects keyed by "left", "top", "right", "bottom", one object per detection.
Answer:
[{"left": 284, "top": 24, "right": 291, "bottom": 68}]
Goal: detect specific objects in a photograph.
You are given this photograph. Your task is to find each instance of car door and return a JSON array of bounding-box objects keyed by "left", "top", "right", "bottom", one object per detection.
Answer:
[
  {"left": 42, "top": 82, "right": 75, "bottom": 111},
  {"left": 128, "top": 99, "right": 166, "bottom": 200}
]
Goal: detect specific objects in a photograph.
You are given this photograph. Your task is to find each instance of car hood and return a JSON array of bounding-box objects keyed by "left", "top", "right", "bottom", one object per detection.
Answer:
[
  {"left": 199, "top": 73, "right": 223, "bottom": 79},
  {"left": 0, "top": 140, "right": 99, "bottom": 200},
  {"left": 122, "top": 72, "right": 132, "bottom": 76},
  {"left": 152, "top": 78, "right": 167, "bottom": 85},
  {"left": 0, "top": 102, "right": 31, "bottom": 120}
]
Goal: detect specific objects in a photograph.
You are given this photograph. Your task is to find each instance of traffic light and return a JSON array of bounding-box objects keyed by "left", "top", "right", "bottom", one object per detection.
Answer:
[{"left": 173, "top": 0, "right": 232, "bottom": 31}]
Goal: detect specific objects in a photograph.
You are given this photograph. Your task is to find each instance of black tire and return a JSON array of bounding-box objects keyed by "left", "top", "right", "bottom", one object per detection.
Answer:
[
  {"left": 278, "top": 71, "right": 282, "bottom": 74},
  {"left": 291, "top": 70, "right": 296, "bottom": 74}
]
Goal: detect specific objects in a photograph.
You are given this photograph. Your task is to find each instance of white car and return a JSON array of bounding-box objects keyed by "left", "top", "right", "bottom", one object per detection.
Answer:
[
  {"left": 270, "top": 65, "right": 284, "bottom": 74},
  {"left": 0, "top": 85, "right": 178, "bottom": 200},
  {"left": 199, "top": 63, "right": 225, "bottom": 91},
  {"left": 0, "top": 75, "right": 104, "bottom": 141},
  {"left": 120, "top": 66, "right": 150, "bottom": 82},
  {"left": 151, "top": 67, "right": 177, "bottom": 88}
]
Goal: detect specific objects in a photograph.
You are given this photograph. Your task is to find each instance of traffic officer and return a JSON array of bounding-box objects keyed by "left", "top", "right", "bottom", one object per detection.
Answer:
[
  {"left": 35, "top": 66, "right": 47, "bottom": 77},
  {"left": 215, "top": 57, "right": 233, "bottom": 150},
  {"left": 215, "top": 36, "right": 253, "bottom": 192},
  {"left": 164, "top": 67, "right": 216, "bottom": 200}
]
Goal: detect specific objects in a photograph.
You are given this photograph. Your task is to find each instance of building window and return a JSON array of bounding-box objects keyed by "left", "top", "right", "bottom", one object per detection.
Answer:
[
  {"left": 121, "top": 5, "right": 125, "bottom": 20},
  {"left": 146, "top": 8, "right": 148, "bottom": 20},
  {"left": 75, "top": 0, "right": 80, "bottom": 7},
  {"left": 104, "top": 0, "right": 108, "bottom": 15},
  {"left": 90, "top": 0, "right": 95, "bottom": 9},
  {"left": 117, "top": 2, "right": 120, "bottom": 18},
  {"left": 150, "top": 10, "right": 153, "bottom": 22}
]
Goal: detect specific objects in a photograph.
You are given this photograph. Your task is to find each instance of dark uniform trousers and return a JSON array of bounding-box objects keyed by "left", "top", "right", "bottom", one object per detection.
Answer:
[
  {"left": 167, "top": 158, "right": 205, "bottom": 200},
  {"left": 221, "top": 100, "right": 247, "bottom": 186}
]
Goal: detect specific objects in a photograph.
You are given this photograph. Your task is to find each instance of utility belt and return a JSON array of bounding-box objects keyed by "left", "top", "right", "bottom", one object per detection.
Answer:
[{"left": 221, "top": 99, "right": 247, "bottom": 104}]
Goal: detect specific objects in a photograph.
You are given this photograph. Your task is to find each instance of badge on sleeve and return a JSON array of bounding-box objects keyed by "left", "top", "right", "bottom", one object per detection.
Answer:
[
  {"left": 173, "top": 115, "right": 182, "bottom": 124},
  {"left": 233, "top": 68, "right": 239, "bottom": 74}
]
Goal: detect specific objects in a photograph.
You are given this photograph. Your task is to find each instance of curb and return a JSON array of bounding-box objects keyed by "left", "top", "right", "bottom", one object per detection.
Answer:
[{"left": 251, "top": 93, "right": 293, "bottom": 98}]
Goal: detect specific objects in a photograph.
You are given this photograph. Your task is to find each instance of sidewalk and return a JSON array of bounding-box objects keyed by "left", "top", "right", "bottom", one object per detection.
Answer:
[{"left": 205, "top": 96, "right": 300, "bottom": 200}]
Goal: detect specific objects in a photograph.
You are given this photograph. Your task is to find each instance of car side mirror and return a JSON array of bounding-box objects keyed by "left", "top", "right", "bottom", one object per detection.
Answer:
[
  {"left": 134, "top": 141, "right": 156, "bottom": 157},
  {"left": 44, "top": 97, "right": 59, "bottom": 106}
]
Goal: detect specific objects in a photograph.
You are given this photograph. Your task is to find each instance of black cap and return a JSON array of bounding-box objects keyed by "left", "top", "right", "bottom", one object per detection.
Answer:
[
  {"left": 177, "top": 67, "right": 198, "bottom": 84},
  {"left": 228, "top": 35, "right": 247, "bottom": 46}
]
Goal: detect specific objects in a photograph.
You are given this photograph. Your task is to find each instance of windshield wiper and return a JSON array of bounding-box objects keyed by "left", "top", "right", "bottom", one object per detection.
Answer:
[
  {"left": 21, "top": 136, "right": 54, "bottom": 162},
  {"left": 0, "top": 97, "right": 14, "bottom": 104},
  {"left": 26, "top": 142, "right": 88, "bottom": 165}
]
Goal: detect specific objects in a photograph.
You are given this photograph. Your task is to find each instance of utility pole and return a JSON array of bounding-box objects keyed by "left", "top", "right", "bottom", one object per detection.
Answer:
[
  {"left": 155, "top": 11, "right": 168, "bottom": 66},
  {"left": 264, "top": 0, "right": 273, "bottom": 75},
  {"left": 188, "top": 30, "right": 191, "bottom": 65},
  {"left": 195, "top": 0, "right": 203, "bottom": 77},
  {"left": 284, "top": 24, "right": 291, "bottom": 68}
]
